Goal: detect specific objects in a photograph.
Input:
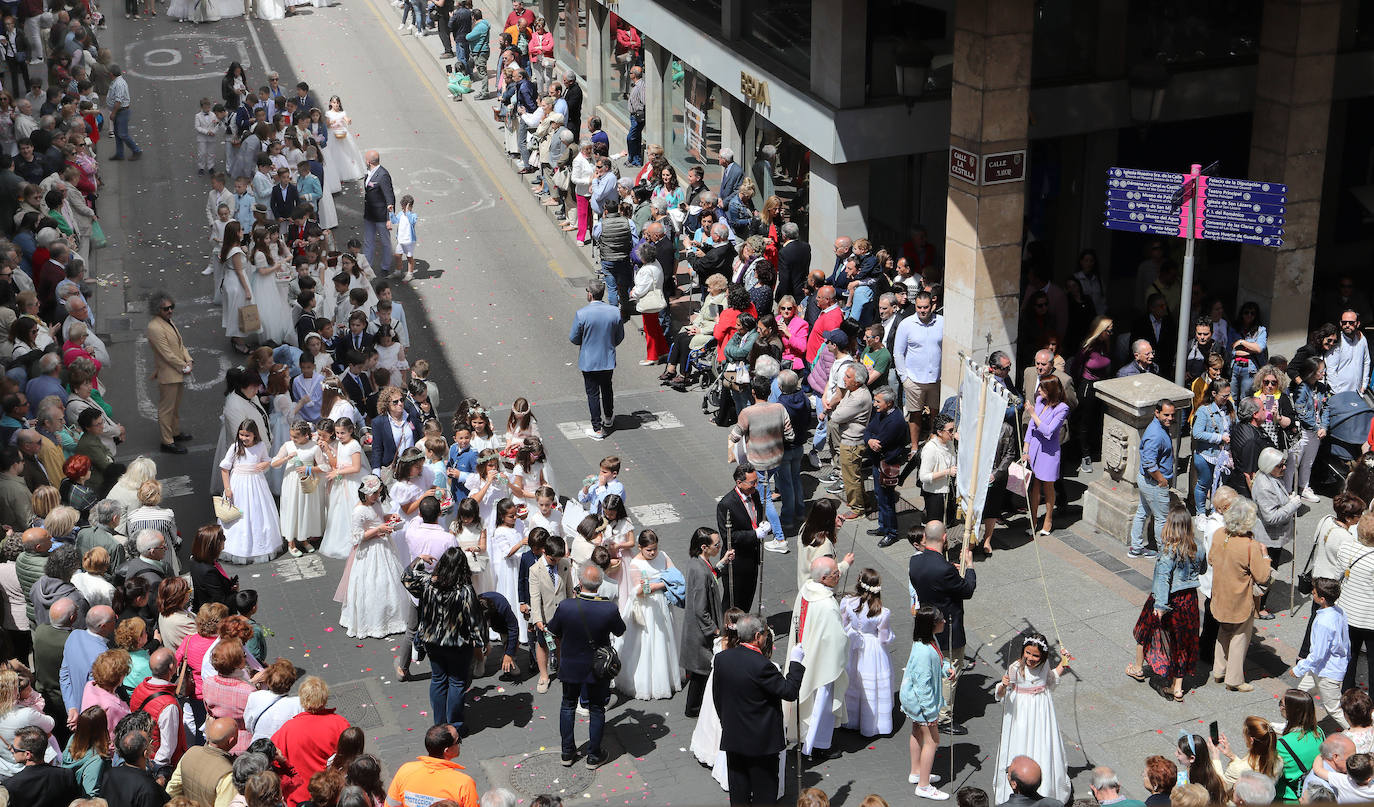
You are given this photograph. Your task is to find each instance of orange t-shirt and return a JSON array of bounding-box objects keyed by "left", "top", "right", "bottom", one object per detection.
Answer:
[{"left": 385, "top": 756, "right": 479, "bottom": 807}]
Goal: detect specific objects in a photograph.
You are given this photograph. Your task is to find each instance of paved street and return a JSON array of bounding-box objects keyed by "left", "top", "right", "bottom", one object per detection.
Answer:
[{"left": 88, "top": 3, "right": 1343, "bottom": 806}]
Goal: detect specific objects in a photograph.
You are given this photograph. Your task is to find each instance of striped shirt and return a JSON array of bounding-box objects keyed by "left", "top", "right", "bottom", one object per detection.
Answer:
[
  {"left": 730, "top": 402, "right": 794, "bottom": 471},
  {"left": 1337, "top": 541, "right": 1374, "bottom": 629}
]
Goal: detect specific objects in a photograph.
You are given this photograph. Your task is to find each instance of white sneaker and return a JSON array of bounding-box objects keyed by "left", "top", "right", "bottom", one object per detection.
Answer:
[
  {"left": 200, "top": 266, "right": 214, "bottom": 275},
  {"left": 763, "top": 539, "right": 789, "bottom": 554},
  {"left": 916, "top": 785, "right": 949, "bottom": 801},
  {"left": 397, "top": 22, "right": 406, "bottom": 29},
  {"left": 909, "top": 774, "right": 942, "bottom": 785},
  {"left": 1301, "top": 487, "right": 1320, "bottom": 503},
  {"left": 576, "top": 705, "right": 589, "bottom": 717}
]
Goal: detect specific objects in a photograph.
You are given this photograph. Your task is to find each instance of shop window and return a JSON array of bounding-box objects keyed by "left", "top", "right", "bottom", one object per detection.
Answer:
[
  {"left": 752, "top": 117, "right": 809, "bottom": 240},
  {"left": 740, "top": 0, "right": 812, "bottom": 80},
  {"left": 601, "top": 12, "right": 643, "bottom": 123},
  {"left": 553, "top": 0, "right": 589, "bottom": 80},
  {"left": 663, "top": 0, "right": 721, "bottom": 34},
  {"left": 665, "top": 60, "right": 725, "bottom": 190},
  {"left": 1125, "top": 0, "right": 1259, "bottom": 72},
  {"left": 1031, "top": 0, "right": 1098, "bottom": 82}
]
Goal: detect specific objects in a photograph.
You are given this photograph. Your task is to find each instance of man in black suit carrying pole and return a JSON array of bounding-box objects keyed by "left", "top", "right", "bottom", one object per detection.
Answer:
[
  {"left": 907, "top": 519, "right": 975, "bottom": 735},
  {"left": 716, "top": 463, "right": 771, "bottom": 613},
  {"left": 713, "top": 612, "right": 805, "bottom": 806},
  {"left": 362, "top": 149, "right": 396, "bottom": 276}
]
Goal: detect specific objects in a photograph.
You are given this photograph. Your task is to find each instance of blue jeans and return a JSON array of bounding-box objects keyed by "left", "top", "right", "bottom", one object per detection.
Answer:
[
  {"left": 426, "top": 642, "right": 473, "bottom": 732},
  {"left": 1193, "top": 453, "right": 1216, "bottom": 514},
  {"left": 777, "top": 445, "right": 804, "bottom": 527},
  {"left": 1232, "top": 361, "right": 1257, "bottom": 399},
  {"left": 756, "top": 467, "right": 784, "bottom": 540},
  {"left": 1129, "top": 474, "right": 1171, "bottom": 552},
  {"left": 402, "top": 0, "right": 427, "bottom": 27},
  {"left": 112, "top": 107, "right": 139, "bottom": 157},
  {"left": 600, "top": 259, "right": 632, "bottom": 308},
  {"left": 626, "top": 114, "right": 644, "bottom": 165},
  {"left": 872, "top": 464, "right": 897, "bottom": 537},
  {"left": 560, "top": 678, "right": 611, "bottom": 759},
  {"left": 811, "top": 393, "right": 828, "bottom": 452}
]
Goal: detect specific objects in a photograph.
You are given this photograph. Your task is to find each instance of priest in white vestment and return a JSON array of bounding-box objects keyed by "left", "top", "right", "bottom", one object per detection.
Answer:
[{"left": 785, "top": 556, "right": 850, "bottom": 756}]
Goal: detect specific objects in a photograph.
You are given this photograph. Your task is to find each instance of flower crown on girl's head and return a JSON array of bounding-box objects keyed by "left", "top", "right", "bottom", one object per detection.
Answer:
[
  {"left": 360, "top": 474, "right": 384, "bottom": 496},
  {"left": 1022, "top": 634, "right": 1050, "bottom": 652},
  {"left": 856, "top": 580, "right": 881, "bottom": 594}
]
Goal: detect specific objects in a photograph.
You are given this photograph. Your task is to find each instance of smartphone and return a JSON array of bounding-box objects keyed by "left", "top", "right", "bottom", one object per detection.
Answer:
[{"left": 1208, "top": 721, "right": 1220, "bottom": 745}]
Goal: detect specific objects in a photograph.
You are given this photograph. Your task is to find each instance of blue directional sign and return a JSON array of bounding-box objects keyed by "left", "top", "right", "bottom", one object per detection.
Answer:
[
  {"left": 1205, "top": 176, "right": 1287, "bottom": 196},
  {"left": 1201, "top": 228, "right": 1285, "bottom": 247},
  {"left": 1103, "top": 167, "right": 1287, "bottom": 247},
  {"left": 1103, "top": 218, "right": 1182, "bottom": 238},
  {"left": 1204, "top": 186, "right": 1288, "bottom": 206}
]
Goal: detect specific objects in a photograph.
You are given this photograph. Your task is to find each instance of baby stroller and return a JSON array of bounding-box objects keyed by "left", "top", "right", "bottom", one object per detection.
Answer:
[{"left": 1319, "top": 390, "right": 1374, "bottom": 491}]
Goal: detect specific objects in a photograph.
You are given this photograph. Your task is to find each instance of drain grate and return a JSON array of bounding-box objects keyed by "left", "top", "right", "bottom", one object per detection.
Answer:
[
  {"left": 505, "top": 752, "right": 600, "bottom": 797},
  {"left": 326, "top": 681, "right": 386, "bottom": 729}
]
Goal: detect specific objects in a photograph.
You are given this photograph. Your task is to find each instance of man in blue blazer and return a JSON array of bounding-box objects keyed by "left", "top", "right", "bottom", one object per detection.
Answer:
[
  {"left": 718, "top": 148, "right": 743, "bottom": 205},
  {"left": 547, "top": 564, "right": 626, "bottom": 768},
  {"left": 568, "top": 279, "right": 624, "bottom": 441}
]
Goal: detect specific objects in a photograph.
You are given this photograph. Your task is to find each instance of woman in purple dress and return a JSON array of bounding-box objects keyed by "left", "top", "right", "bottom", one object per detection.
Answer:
[{"left": 1024, "top": 376, "right": 1070, "bottom": 536}]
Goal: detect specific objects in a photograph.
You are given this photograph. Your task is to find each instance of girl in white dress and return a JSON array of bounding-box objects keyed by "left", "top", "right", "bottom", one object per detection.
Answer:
[
  {"left": 302, "top": 146, "right": 339, "bottom": 230},
  {"left": 508, "top": 437, "right": 549, "bottom": 506},
  {"left": 389, "top": 449, "right": 440, "bottom": 565},
  {"left": 219, "top": 221, "right": 255, "bottom": 354},
  {"left": 319, "top": 417, "right": 370, "bottom": 558},
  {"left": 601, "top": 494, "right": 636, "bottom": 611},
  {"left": 254, "top": 0, "right": 284, "bottom": 23},
  {"left": 839, "top": 569, "right": 894, "bottom": 737},
  {"left": 373, "top": 325, "right": 408, "bottom": 386},
  {"left": 993, "top": 632, "right": 1071, "bottom": 806},
  {"left": 271, "top": 421, "right": 327, "bottom": 557},
  {"left": 463, "top": 449, "right": 508, "bottom": 535},
  {"left": 450, "top": 497, "right": 490, "bottom": 595},
  {"left": 488, "top": 497, "right": 528, "bottom": 643},
  {"left": 524, "top": 486, "right": 562, "bottom": 540},
  {"left": 693, "top": 608, "right": 784, "bottom": 795},
  {"left": 615, "top": 529, "right": 680, "bottom": 700},
  {"left": 325, "top": 97, "right": 367, "bottom": 181},
  {"left": 322, "top": 383, "right": 364, "bottom": 434},
  {"left": 265, "top": 365, "right": 306, "bottom": 497},
  {"left": 467, "top": 408, "right": 500, "bottom": 454},
  {"left": 249, "top": 228, "right": 294, "bottom": 346},
  {"left": 337, "top": 475, "right": 415, "bottom": 638},
  {"left": 218, "top": 420, "right": 283, "bottom": 564},
  {"left": 502, "top": 397, "right": 541, "bottom": 452}
]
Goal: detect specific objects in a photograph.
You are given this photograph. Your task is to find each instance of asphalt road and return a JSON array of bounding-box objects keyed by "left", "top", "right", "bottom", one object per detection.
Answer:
[{"left": 88, "top": 3, "right": 1341, "bottom": 805}]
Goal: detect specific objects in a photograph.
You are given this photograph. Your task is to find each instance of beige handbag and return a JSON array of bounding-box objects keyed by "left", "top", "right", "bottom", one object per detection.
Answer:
[
  {"left": 213, "top": 495, "right": 243, "bottom": 523},
  {"left": 238, "top": 304, "right": 261, "bottom": 332}
]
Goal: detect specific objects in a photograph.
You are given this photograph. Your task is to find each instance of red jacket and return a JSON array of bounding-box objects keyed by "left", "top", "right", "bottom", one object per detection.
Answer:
[
  {"left": 712, "top": 304, "right": 757, "bottom": 363},
  {"left": 130, "top": 678, "right": 187, "bottom": 765},
  {"left": 273, "top": 709, "right": 351, "bottom": 806},
  {"left": 806, "top": 306, "right": 844, "bottom": 364}
]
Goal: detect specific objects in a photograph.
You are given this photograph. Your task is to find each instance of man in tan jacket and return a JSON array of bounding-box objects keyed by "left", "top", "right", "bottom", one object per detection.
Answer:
[
  {"left": 529, "top": 534, "right": 572, "bottom": 694},
  {"left": 145, "top": 291, "right": 193, "bottom": 454}
]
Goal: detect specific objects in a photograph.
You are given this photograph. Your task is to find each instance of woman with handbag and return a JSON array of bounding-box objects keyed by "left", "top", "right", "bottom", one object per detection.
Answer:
[
  {"left": 628, "top": 242, "right": 666, "bottom": 366},
  {"left": 1299, "top": 491, "right": 1364, "bottom": 658},
  {"left": 1190, "top": 379, "right": 1234, "bottom": 514},
  {"left": 1125, "top": 505, "right": 1204, "bottom": 702},
  {"left": 1023, "top": 376, "right": 1070, "bottom": 537},
  {"left": 1207, "top": 498, "right": 1272, "bottom": 692}
]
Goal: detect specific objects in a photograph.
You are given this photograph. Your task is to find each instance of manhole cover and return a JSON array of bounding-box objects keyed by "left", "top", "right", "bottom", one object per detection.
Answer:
[
  {"left": 327, "top": 681, "right": 386, "bottom": 729},
  {"left": 505, "top": 752, "right": 600, "bottom": 797}
]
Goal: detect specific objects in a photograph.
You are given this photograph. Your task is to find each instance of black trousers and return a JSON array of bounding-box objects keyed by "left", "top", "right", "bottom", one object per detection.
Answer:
[
  {"left": 1345, "top": 625, "right": 1374, "bottom": 693},
  {"left": 684, "top": 671, "right": 709, "bottom": 717},
  {"left": 1199, "top": 597, "right": 1220, "bottom": 662},
  {"left": 726, "top": 750, "right": 779, "bottom": 806},
  {"left": 721, "top": 551, "right": 758, "bottom": 615},
  {"left": 433, "top": 9, "right": 451, "bottom": 51},
  {"left": 582, "top": 370, "right": 614, "bottom": 432}
]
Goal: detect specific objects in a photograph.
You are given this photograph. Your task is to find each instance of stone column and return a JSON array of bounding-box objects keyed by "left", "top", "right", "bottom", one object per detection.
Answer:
[
  {"left": 808, "top": 155, "right": 870, "bottom": 275},
  {"left": 643, "top": 41, "right": 667, "bottom": 151},
  {"left": 1236, "top": 0, "right": 1339, "bottom": 355},
  {"left": 940, "top": 0, "right": 1033, "bottom": 396},
  {"left": 584, "top": 2, "right": 608, "bottom": 112},
  {"left": 809, "top": 1, "right": 866, "bottom": 108}
]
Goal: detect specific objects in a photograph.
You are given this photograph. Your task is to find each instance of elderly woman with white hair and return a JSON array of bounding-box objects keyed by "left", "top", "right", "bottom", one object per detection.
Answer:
[
  {"left": 629, "top": 242, "right": 667, "bottom": 366},
  {"left": 1251, "top": 446, "right": 1303, "bottom": 620},
  {"left": 124, "top": 480, "right": 182, "bottom": 576},
  {"left": 1207, "top": 498, "right": 1273, "bottom": 692},
  {"left": 548, "top": 128, "right": 576, "bottom": 223},
  {"left": 106, "top": 457, "right": 158, "bottom": 531}
]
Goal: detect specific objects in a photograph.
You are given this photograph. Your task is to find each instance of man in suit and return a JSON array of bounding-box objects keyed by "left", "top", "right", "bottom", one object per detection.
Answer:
[
  {"left": 339, "top": 351, "right": 377, "bottom": 418},
  {"left": 146, "top": 291, "right": 193, "bottom": 455},
  {"left": 270, "top": 167, "right": 300, "bottom": 224},
  {"left": 546, "top": 564, "right": 625, "bottom": 768},
  {"left": 529, "top": 534, "right": 572, "bottom": 689},
  {"left": 774, "top": 222, "right": 810, "bottom": 304},
  {"left": 687, "top": 222, "right": 736, "bottom": 294},
  {"left": 997, "top": 756, "right": 1065, "bottom": 807},
  {"left": 1116, "top": 339, "right": 1160, "bottom": 378},
  {"left": 714, "top": 611, "right": 805, "bottom": 805},
  {"left": 715, "top": 463, "right": 770, "bottom": 613},
  {"left": 1130, "top": 293, "right": 1176, "bottom": 376},
  {"left": 562, "top": 73, "right": 584, "bottom": 141},
  {"left": 907, "top": 520, "right": 974, "bottom": 735},
  {"left": 293, "top": 82, "right": 319, "bottom": 115},
  {"left": 362, "top": 149, "right": 396, "bottom": 276},
  {"left": 568, "top": 279, "right": 624, "bottom": 441},
  {"left": 717, "top": 148, "right": 743, "bottom": 204}
]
